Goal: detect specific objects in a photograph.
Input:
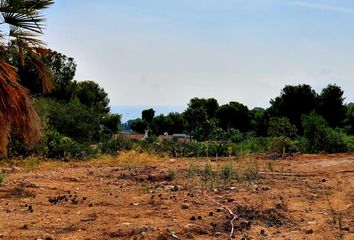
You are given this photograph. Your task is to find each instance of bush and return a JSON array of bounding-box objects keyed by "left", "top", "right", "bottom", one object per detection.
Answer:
[
  {"left": 47, "top": 131, "right": 98, "bottom": 160},
  {"left": 268, "top": 117, "right": 297, "bottom": 138},
  {"left": 268, "top": 136, "right": 299, "bottom": 156},
  {"left": 0, "top": 172, "right": 5, "bottom": 185},
  {"left": 99, "top": 136, "right": 134, "bottom": 156},
  {"left": 302, "top": 113, "right": 349, "bottom": 153},
  {"left": 231, "top": 137, "right": 269, "bottom": 155}
]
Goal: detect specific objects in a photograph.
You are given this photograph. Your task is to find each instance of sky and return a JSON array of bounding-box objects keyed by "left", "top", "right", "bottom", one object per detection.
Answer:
[{"left": 42, "top": 0, "right": 354, "bottom": 120}]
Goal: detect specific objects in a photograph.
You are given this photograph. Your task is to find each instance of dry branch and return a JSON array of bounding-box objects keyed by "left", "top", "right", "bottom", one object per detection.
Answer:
[
  {"left": 259, "top": 171, "right": 317, "bottom": 177},
  {"left": 203, "top": 192, "right": 238, "bottom": 239}
]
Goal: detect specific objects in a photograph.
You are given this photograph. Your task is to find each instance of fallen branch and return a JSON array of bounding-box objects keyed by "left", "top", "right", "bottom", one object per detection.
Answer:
[
  {"left": 259, "top": 171, "right": 317, "bottom": 177},
  {"left": 203, "top": 192, "right": 238, "bottom": 239}
]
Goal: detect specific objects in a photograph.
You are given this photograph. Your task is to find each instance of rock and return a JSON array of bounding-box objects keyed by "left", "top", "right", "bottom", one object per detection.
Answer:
[
  {"left": 185, "top": 224, "right": 208, "bottom": 235},
  {"left": 305, "top": 229, "right": 313, "bottom": 234},
  {"left": 190, "top": 216, "right": 197, "bottom": 221},
  {"left": 157, "top": 235, "right": 168, "bottom": 240},
  {"left": 171, "top": 185, "right": 180, "bottom": 192},
  {"left": 349, "top": 227, "right": 354, "bottom": 233},
  {"left": 27, "top": 205, "right": 33, "bottom": 213},
  {"left": 110, "top": 230, "right": 125, "bottom": 237},
  {"left": 131, "top": 226, "right": 149, "bottom": 235},
  {"left": 20, "top": 224, "right": 29, "bottom": 230},
  {"left": 186, "top": 233, "right": 194, "bottom": 239},
  {"left": 181, "top": 204, "right": 189, "bottom": 209}
]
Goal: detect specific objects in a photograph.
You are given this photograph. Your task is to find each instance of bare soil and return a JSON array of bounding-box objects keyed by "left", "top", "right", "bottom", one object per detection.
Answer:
[{"left": 0, "top": 152, "right": 353, "bottom": 240}]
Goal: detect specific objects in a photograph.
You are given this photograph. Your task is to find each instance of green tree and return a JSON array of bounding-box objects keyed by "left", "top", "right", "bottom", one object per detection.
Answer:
[
  {"left": 151, "top": 114, "right": 172, "bottom": 135},
  {"left": 250, "top": 107, "right": 269, "bottom": 136},
  {"left": 268, "top": 117, "right": 297, "bottom": 138},
  {"left": 74, "top": 80, "right": 110, "bottom": 115},
  {"left": 317, "top": 84, "right": 346, "bottom": 128},
  {"left": 167, "top": 112, "right": 186, "bottom": 134},
  {"left": 183, "top": 98, "right": 209, "bottom": 140},
  {"left": 11, "top": 50, "right": 77, "bottom": 100},
  {"left": 101, "top": 114, "right": 121, "bottom": 133},
  {"left": 302, "top": 112, "right": 348, "bottom": 153},
  {"left": 345, "top": 103, "right": 354, "bottom": 134},
  {"left": 216, "top": 102, "right": 250, "bottom": 132},
  {"left": 37, "top": 98, "right": 101, "bottom": 143},
  {"left": 130, "top": 119, "right": 148, "bottom": 134},
  {"left": 269, "top": 84, "right": 317, "bottom": 130},
  {"left": 142, "top": 108, "right": 155, "bottom": 123}
]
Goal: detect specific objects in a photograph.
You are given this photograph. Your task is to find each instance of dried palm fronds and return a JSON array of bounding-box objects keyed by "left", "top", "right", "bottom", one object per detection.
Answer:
[{"left": 0, "top": 0, "right": 54, "bottom": 156}]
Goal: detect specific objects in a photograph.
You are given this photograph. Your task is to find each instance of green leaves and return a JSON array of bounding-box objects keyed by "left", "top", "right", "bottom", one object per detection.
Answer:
[{"left": 1, "top": 0, "right": 54, "bottom": 33}]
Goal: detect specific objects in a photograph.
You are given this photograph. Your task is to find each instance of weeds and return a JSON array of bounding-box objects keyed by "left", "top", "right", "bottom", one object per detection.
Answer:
[
  {"left": 0, "top": 172, "right": 5, "bottom": 185},
  {"left": 25, "top": 157, "right": 39, "bottom": 172},
  {"left": 220, "top": 164, "right": 234, "bottom": 183},
  {"left": 187, "top": 163, "right": 200, "bottom": 178},
  {"left": 166, "top": 169, "right": 176, "bottom": 181},
  {"left": 240, "top": 161, "right": 259, "bottom": 180},
  {"left": 203, "top": 163, "right": 214, "bottom": 181}
]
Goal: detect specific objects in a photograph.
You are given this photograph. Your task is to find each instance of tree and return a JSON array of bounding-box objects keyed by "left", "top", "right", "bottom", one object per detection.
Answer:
[
  {"left": 37, "top": 98, "right": 101, "bottom": 143},
  {"left": 317, "top": 84, "right": 346, "bottom": 128},
  {"left": 167, "top": 112, "right": 186, "bottom": 134},
  {"left": 151, "top": 114, "right": 172, "bottom": 135},
  {"left": 267, "top": 117, "right": 297, "bottom": 138},
  {"left": 130, "top": 119, "right": 148, "bottom": 134},
  {"left": 9, "top": 49, "right": 77, "bottom": 100},
  {"left": 345, "top": 103, "right": 354, "bottom": 134},
  {"left": 0, "top": 0, "right": 54, "bottom": 156},
  {"left": 269, "top": 84, "right": 317, "bottom": 130},
  {"left": 101, "top": 114, "right": 121, "bottom": 133},
  {"left": 74, "top": 80, "right": 110, "bottom": 116},
  {"left": 216, "top": 102, "right": 250, "bottom": 132},
  {"left": 250, "top": 107, "right": 269, "bottom": 136},
  {"left": 302, "top": 112, "right": 348, "bottom": 153},
  {"left": 142, "top": 108, "right": 155, "bottom": 123}
]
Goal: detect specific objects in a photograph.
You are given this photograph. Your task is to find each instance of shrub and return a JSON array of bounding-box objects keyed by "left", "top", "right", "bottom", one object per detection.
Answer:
[
  {"left": 268, "top": 117, "right": 297, "bottom": 138},
  {"left": 220, "top": 164, "right": 235, "bottom": 181},
  {"left": 99, "top": 136, "right": 134, "bottom": 156},
  {"left": 203, "top": 164, "right": 214, "bottom": 181},
  {"left": 268, "top": 136, "right": 299, "bottom": 156},
  {"left": 47, "top": 131, "right": 98, "bottom": 160},
  {"left": 166, "top": 169, "right": 176, "bottom": 181},
  {"left": 302, "top": 113, "right": 349, "bottom": 153},
  {"left": 239, "top": 162, "right": 259, "bottom": 180},
  {"left": 232, "top": 137, "right": 269, "bottom": 155},
  {"left": 0, "top": 172, "right": 5, "bottom": 185}
]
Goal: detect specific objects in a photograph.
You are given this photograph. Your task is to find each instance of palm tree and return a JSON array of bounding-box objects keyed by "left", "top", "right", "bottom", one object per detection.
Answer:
[{"left": 0, "top": 0, "right": 54, "bottom": 156}]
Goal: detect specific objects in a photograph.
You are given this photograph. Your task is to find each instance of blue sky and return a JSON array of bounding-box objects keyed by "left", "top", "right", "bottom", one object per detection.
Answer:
[{"left": 42, "top": 0, "right": 354, "bottom": 119}]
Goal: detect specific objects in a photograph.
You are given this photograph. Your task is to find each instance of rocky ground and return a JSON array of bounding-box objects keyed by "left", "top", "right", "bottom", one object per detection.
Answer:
[{"left": 0, "top": 152, "right": 353, "bottom": 240}]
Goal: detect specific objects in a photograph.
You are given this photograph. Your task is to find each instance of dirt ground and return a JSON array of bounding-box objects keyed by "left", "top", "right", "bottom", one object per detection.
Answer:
[{"left": 0, "top": 152, "right": 353, "bottom": 240}]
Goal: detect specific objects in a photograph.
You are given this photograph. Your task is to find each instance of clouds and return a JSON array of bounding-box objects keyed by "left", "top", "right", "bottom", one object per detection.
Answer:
[{"left": 290, "top": 1, "right": 354, "bottom": 14}]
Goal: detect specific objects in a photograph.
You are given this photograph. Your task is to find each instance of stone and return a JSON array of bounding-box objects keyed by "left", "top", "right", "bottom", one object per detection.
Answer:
[
  {"left": 181, "top": 204, "right": 189, "bottom": 209},
  {"left": 131, "top": 226, "right": 149, "bottom": 235}
]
